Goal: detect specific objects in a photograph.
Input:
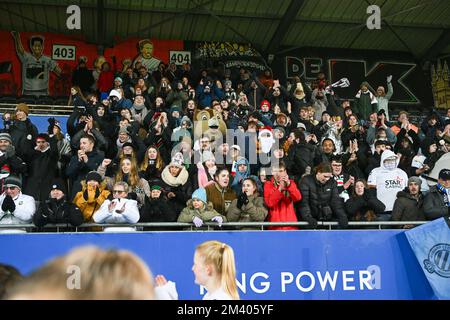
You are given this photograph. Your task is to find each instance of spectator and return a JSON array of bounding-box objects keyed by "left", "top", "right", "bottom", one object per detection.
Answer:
[
  {"left": 423, "top": 169, "right": 450, "bottom": 220},
  {"left": 139, "top": 146, "right": 165, "bottom": 183},
  {"left": 368, "top": 150, "right": 408, "bottom": 220},
  {"left": 67, "top": 86, "right": 87, "bottom": 109},
  {"left": 375, "top": 75, "right": 393, "bottom": 120},
  {"left": 0, "top": 175, "right": 35, "bottom": 232},
  {"left": 355, "top": 81, "right": 378, "bottom": 121},
  {"left": 73, "top": 171, "right": 110, "bottom": 222},
  {"left": 66, "top": 134, "right": 104, "bottom": 198},
  {"left": 177, "top": 188, "right": 226, "bottom": 228},
  {"left": 227, "top": 177, "right": 268, "bottom": 229},
  {"left": 8, "top": 104, "right": 38, "bottom": 159},
  {"left": 97, "top": 61, "right": 115, "bottom": 100},
  {"left": 140, "top": 183, "right": 176, "bottom": 223},
  {"left": 391, "top": 111, "right": 419, "bottom": 136},
  {"left": 196, "top": 150, "right": 217, "bottom": 188},
  {"left": 161, "top": 153, "right": 192, "bottom": 216},
  {"left": 298, "top": 163, "right": 348, "bottom": 229},
  {"left": 286, "top": 129, "right": 318, "bottom": 180},
  {"left": 0, "top": 132, "right": 27, "bottom": 190},
  {"left": 71, "top": 57, "right": 94, "bottom": 95},
  {"left": 33, "top": 179, "right": 83, "bottom": 227},
  {"left": 264, "top": 161, "right": 302, "bottom": 230},
  {"left": 93, "top": 181, "right": 140, "bottom": 225},
  {"left": 391, "top": 176, "right": 425, "bottom": 228},
  {"left": 345, "top": 179, "right": 385, "bottom": 222},
  {"left": 331, "top": 155, "right": 354, "bottom": 202},
  {"left": 231, "top": 157, "right": 251, "bottom": 195},
  {"left": 205, "top": 166, "right": 237, "bottom": 216},
  {"left": 47, "top": 118, "right": 71, "bottom": 178}
]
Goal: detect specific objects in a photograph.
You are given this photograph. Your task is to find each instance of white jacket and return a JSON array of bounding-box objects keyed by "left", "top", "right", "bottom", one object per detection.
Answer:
[
  {"left": 93, "top": 198, "right": 139, "bottom": 224},
  {"left": 0, "top": 192, "right": 36, "bottom": 225}
]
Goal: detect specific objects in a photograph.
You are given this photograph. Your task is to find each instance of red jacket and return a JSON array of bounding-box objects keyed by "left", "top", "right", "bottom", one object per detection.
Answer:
[
  {"left": 97, "top": 71, "right": 114, "bottom": 93},
  {"left": 264, "top": 178, "right": 302, "bottom": 230}
]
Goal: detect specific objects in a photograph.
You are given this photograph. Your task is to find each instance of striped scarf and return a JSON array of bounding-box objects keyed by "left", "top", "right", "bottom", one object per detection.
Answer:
[{"left": 436, "top": 183, "right": 450, "bottom": 207}]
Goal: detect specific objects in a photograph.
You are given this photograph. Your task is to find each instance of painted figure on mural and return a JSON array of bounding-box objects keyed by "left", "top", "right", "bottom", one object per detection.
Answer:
[
  {"left": 11, "top": 31, "right": 61, "bottom": 96},
  {"left": 132, "top": 39, "right": 161, "bottom": 73}
]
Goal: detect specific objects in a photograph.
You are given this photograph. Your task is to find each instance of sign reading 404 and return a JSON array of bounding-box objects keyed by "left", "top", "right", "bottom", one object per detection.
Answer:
[{"left": 170, "top": 51, "right": 191, "bottom": 66}]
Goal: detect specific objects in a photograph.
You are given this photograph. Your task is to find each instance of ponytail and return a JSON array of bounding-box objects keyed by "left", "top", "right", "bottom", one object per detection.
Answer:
[{"left": 196, "top": 241, "right": 240, "bottom": 300}]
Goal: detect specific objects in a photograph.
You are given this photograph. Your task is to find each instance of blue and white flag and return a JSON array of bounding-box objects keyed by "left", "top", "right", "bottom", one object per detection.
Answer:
[{"left": 406, "top": 218, "right": 450, "bottom": 299}]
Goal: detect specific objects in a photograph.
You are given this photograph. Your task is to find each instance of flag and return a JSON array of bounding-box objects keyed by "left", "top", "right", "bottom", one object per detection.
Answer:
[{"left": 405, "top": 218, "right": 450, "bottom": 299}]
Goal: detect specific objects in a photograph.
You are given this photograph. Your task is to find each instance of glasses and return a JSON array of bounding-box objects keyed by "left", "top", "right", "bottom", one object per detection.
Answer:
[{"left": 113, "top": 190, "right": 126, "bottom": 194}]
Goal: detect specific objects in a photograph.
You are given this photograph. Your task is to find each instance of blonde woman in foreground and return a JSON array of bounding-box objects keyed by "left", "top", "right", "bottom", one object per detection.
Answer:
[{"left": 155, "top": 240, "right": 240, "bottom": 300}]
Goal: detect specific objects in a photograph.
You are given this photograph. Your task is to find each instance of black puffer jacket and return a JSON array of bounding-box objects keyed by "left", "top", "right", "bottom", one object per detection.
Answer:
[
  {"left": 391, "top": 190, "right": 425, "bottom": 222},
  {"left": 345, "top": 190, "right": 386, "bottom": 220},
  {"left": 33, "top": 197, "right": 83, "bottom": 227},
  {"left": 140, "top": 196, "right": 178, "bottom": 222},
  {"left": 423, "top": 185, "right": 449, "bottom": 220},
  {"left": 298, "top": 174, "right": 348, "bottom": 226},
  {"left": 286, "top": 142, "right": 320, "bottom": 179}
]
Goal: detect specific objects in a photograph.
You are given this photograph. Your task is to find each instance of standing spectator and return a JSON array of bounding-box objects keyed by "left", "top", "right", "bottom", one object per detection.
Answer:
[
  {"left": 71, "top": 57, "right": 94, "bottom": 95},
  {"left": 0, "top": 132, "right": 27, "bottom": 191},
  {"left": 391, "top": 176, "right": 425, "bottom": 228},
  {"left": 33, "top": 179, "right": 83, "bottom": 227},
  {"left": 0, "top": 176, "right": 35, "bottom": 231},
  {"left": 93, "top": 181, "right": 140, "bottom": 225},
  {"left": 205, "top": 166, "right": 237, "bottom": 217},
  {"left": 140, "top": 183, "right": 176, "bottom": 223},
  {"left": 264, "top": 161, "right": 302, "bottom": 230},
  {"left": 73, "top": 171, "right": 110, "bottom": 222},
  {"left": 47, "top": 118, "right": 71, "bottom": 178},
  {"left": 66, "top": 134, "right": 104, "bottom": 198},
  {"left": 227, "top": 177, "right": 268, "bottom": 228},
  {"left": 22, "top": 133, "right": 59, "bottom": 203},
  {"left": 367, "top": 150, "right": 408, "bottom": 220},
  {"left": 67, "top": 86, "right": 87, "bottom": 109},
  {"left": 355, "top": 81, "right": 378, "bottom": 122},
  {"left": 298, "top": 163, "right": 348, "bottom": 229},
  {"left": 8, "top": 104, "right": 38, "bottom": 159},
  {"left": 177, "top": 188, "right": 226, "bottom": 229},
  {"left": 375, "top": 76, "right": 393, "bottom": 120},
  {"left": 97, "top": 61, "right": 116, "bottom": 100},
  {"left": 423, "top": 169, "right": 450, "bottom": 220}
]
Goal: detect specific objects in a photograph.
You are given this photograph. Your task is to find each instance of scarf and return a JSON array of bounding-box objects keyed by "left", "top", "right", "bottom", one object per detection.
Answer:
[
  {"left": 436, "top": 183, "right": 450, "bottom": 206},
  {"left": 273, "top": 177, "right": 290, "bottom": 197},
  {"left": 132, "top": 103, "right": 145, "bottom": 112},
  {"left": 161, "top": 166, "right": 189, "bottom": 187}
]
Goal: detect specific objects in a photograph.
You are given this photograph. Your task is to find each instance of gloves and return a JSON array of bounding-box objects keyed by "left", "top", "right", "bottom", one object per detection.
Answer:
[
  {"left": 338, "top": 216, "right": 349, "bottom": 229},
  {"left": 192, "top": 216, "right": 203, "bottom": 228},
  {"left": 211, "top": 216, "right": 223, "bottom": 227},
  {"left": 1, "top": 195, "right": 16, "bottom": 213},
  {"left": 83, "top": 186, "right": 100, "bottom": 202},
  {"left": 387, "top": 75, "right": 392, "bottom": 83},
  {"left": 305, "top": 216, "right": 318, "bottom": 229},
  {"left": 237, "top": 192, "right": 248, "bottom": 209}
]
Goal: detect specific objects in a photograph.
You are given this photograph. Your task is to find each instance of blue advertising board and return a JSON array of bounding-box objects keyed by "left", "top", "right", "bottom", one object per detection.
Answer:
[{"left": 0, "top": 230, "right": 436, "bottom": 300}]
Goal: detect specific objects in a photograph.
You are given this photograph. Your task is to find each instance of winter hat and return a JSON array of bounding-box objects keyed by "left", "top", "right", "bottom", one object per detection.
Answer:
[
  {"left": 108, "top": 89, "right": 122, "bottom": 100},
  {"left": 85, "top": 171, "right": 102, "bottom": 184},
  {"left": 170, "top": 152, "right": 184, "bottom": 168},
  {"left": 192, "top": 188, "right": 207, "bottom": 205},
  {"left": 0, "top": 133, "right": 12, "bottom": 144},
  {"left": 230, "top": 145, "right": 241, "bottom": 152},
  {"left": 122, "top": 142, "right": 135, "bottom": 150},
  {"left": 273, "top": 126, "right": 286, "bottom": 136},
  {"left": 114, "top": 77, "right": 123, "bottom": 84},
  {"left": 438, "top": 169, "right": 450, "bottom": 181},
  {"left": 36, "top": 133, "right": 49, "bottom": 142},
  {"left": 201, "top": 150, "right": 215, "bottom": 163},
  {"left": 408, "top": 176, "right": 422, "bottom": 187},
  {"left": 360, "top": 81, "right": 370, "bottom": 88},
  {"left": 297, "top": 122, "right": 306, "bottom": 131},
  {"left": 47, "top": 118, "right": 62, "bottom": 134},
  {"left": 16, "top": 103, "right": 29, "bottom": 115},
  {"left": 4, "top": 175, "right": 22, "bottom": 189},
  {"left": 118, "top": 127, "right": 130, "bottom": 135},
  {"left": 150, "top": 183, "right": 162, "bottom": 191},
  {"left": 260, "top": 100, "right": 271, "bottom": 110},
  {"left": 0, "top": 164, "right": 10, "bottom": 180},
  {"left": 169, "top": 105, "right": 181, "bottom": 114},
  {"left": 50, "top": 179, "right": 67, "bottom": 194}
]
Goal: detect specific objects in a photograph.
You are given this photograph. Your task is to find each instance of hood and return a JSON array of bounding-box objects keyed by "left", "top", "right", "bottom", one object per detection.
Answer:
[
  {"left": 380, "top": 149, "right": 399, "bottom": 169},
  {"left": 186, "top": 199, "right": 214, "bottom": 211},
  {"left": 180, "top": 116, "right": 193, "bottom": 128}
]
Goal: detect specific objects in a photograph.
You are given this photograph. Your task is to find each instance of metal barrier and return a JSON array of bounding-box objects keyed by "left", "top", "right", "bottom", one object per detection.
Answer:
[
  {"left": 0, "top": 221, "right": 429, "bottom": 233},
  {"left": 0, "top": 103, "right": 73, "bottom": 115}
]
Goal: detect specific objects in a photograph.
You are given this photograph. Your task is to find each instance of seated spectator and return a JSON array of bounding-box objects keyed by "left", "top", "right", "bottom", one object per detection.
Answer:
[
  {"left": 196, "top": 150, "right": 216, "bottom": 188},
  {"left": 391, "top": 176, "right": 425, "bottom": 228},
  {"left": 93, "top": 181, "right": 140, "bottom": 226},
  {"left": 205, "top": 166, "right": 237, "bottom": 216},
  {"left": 231, "top": 157, "right": 251, "bottom": 195},
  {"left": 227, "top": 177, "right": 268, "bottom": 229},
  {"left": 73, "top": 171, "right": 110, "bottom": 222},
  {"left": 331, "top": 155, "right": 354, "bottom": 202},
  {"left": 139, "top": 145, "right": 165, "bottom": 183},
  {"left": 423, "top": 169, "right": 450, "bottom": 220},
  {"left": 177, "top": 188, "right": 226, "bottom": 228},
  {"left": 298, "top": 163, "right": 348, "bottom": 229},
  {"left": 0, "top": 176, "right": 35, "bottom": 232},
  {"left": 140, "top": 183, "right": 176, "bottom": 223},
  {"left": 264, "top": 161, "right": 302, "bottom": 230},
  {"left": 345, "top": 179, "right": 385, "bottom": 222},
  {"left": 368, "top": 150, "right": 408, "bottom": 221},
  {"left": 33, "top": 179, "right": 83, "bottom": 227}
]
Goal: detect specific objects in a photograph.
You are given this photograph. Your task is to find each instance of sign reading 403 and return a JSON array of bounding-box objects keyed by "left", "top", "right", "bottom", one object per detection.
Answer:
[{"left": 52, "top": 44, "right": 76, "bottom": 61}]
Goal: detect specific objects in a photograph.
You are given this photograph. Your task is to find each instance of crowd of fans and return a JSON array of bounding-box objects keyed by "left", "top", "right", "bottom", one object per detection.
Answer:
[{"left": 0, "top": 58, "right": 449, "bottom": 232}]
